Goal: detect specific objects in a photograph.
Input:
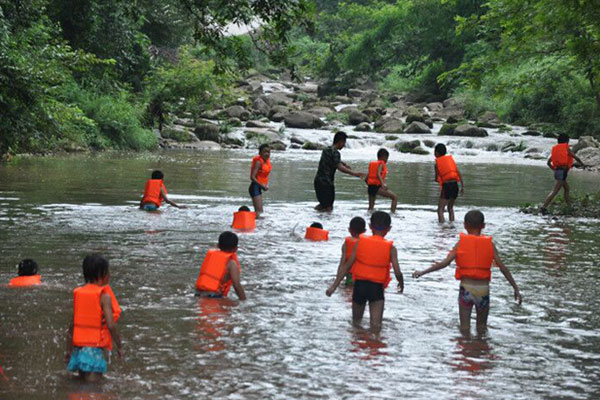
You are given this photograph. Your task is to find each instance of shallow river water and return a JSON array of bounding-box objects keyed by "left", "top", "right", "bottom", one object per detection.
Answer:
[{"left": 1, "top": 148, "right": 600, "bottom": 399}]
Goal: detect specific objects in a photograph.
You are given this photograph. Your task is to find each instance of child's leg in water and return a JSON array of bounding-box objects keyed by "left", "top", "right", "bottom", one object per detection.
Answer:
[
  {"left": 459, "top": 303, "right": 473, "bottom": 334},
  {"left": 352, "top": 302, "right": 366, "bottom": 326},
  {"left": 437, "top": 198, "right": 448, "bottom": 222},
  {"left": 475, "top": 306, "right": 489, "bottom": 335},
  {"left": 368, "top": 195, "right": 376, "bottom": 210},
  {"left": 447, "top": 198, "right": 456, "bottom": 222},
  {"left": 79, "top": 371, "right": 103, "bottom": 383},
  {"left": 369, "top": 300, "right": 384, "bottom": 333}
]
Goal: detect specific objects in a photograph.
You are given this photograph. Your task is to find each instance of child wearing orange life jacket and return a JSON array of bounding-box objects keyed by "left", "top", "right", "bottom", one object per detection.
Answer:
[
  {"left": 413, "top": 210, "right": 522, "bottom": 334},
  {"left": 326, "top": 212, "right": 404, "bottom": 333},
  {"left": 249, "top": 144, "right": 272, "bottom": 215},
  {"left": 540, "top": 134, "right": 585, "bottom": 214},
  {"left": 195, "top": 231, "right": 246, "bottom": 300},
  {"left": 305, "top": 222, "right": 329, "bottom": 241},
  {"left": 335, "top": 217, "right": 366, "bottom": 286},
  {"left": 434, "top": 143, "right": 464, "bottom": 223},
  {"left": 232, "top": 206, "right": 256, "bottom": 231},
  {"left": 8, "top": 259, "right": 41, "bottom": 287},
  {"left": 65, "top": 254, "right": 122, "bottom": 382},
  {"left": 366, "top": 148, "right": 398, "bottom": 213},
  {"left": 139, "top": 170, "right": 185, "bottom": 211}
]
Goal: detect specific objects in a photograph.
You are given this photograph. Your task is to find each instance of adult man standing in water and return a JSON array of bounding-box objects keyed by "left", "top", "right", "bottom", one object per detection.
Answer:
[{"left": 314, "top": 131, "right": 365, "bottom": 212}]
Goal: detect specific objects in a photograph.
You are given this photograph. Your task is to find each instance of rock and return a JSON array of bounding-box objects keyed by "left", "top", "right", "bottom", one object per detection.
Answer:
[
  {"left": 294, "top": 83, "right": 318, "bottom": 93},
  {"left": 522, "top": 130, "right": 541, "bottom": 136},
  {"left": 199, "top": 110, "right": 221, "bottom": 120},
  {"left": 438, "top": 123, "right": 457, "bottom": 136},
  {"left": 404, "top": 106, "right": 425, "bottom": 123},
  {"left": 253, "top": 97, "right": 270, "bottom": 116},
  {"left": 306, "top": 106, "right": 334, "bottom": 118},
  {"left": 349, "top": 110, "right": 370, "bottom": 125},
  {"left": 443, "top": 98, "right": 458, "bottom": 108},
  {"left": 452, "top": 124, "right": 488, "bottom": 137},
  {"left": 334, "top": 95, "right": 353, "bottom": 103},
  {"left": 576, "top": 147, "right": 600, "bottom": 167},
  {"left": 261, "top": 92, "right": 294, "bottom": 106},
  {"left": 224, "top": 105, "right": 250, "bottom": 121},
  {"left": 290, "top": 136, "right": 305, "bottom": 145},
  {"left": 194, "top": 123, "right": 220, "bottom": 142},
  {"left": 355, "top": 122, "right": 371, "bottom": 132},
  {"left": 486, "top": 143, "right": 499, "bottom": 151},
  {"left": 246, "top": 120, "right": 270, "bottom": 128},
  {"left": 385, "top": 135, "right": 399, "bottom": 141},
  {"left": 543, "top": 132, "right": 558, "bottom": 139},
  {"left": 362, "top": 108, "right": 380, "bottom": 118},
  {"left": 446, "top": 116, "right": 460, "bottom": 124},
  {"left": 173, "top": 118, "right": 195, "bottom": 128},
  {"left": 396, "top": 140, "right": 428, "bottom": 155},
  {"left": 348, "top": 88, "right": 370, "bottom": 98},
  {"left": 404, "top": 121, "right": 431, "bottom": 134},
  {"left": 162, "top": 126, "right": 193, "bottom": 142},
  {"left": 426, "top": 102, "right": 443, "bottom": 112},
  {"left": 245, "top": 129, "right": 281, "bottom": 144},
  {"left": 269, "top": 140, "right": 287, "bottom": 151},
  {"left": 501, "top": 142, "right": 525, "bottom": 152},
  {"left": 423, "top": 139, "right": 436, "bottom": 148},
  {"left": 317, "top": 79, "right": 350, "bottom": 97},
  {"left": 478, "top": 111, "right": 500, "bottom": 124},
  {"left": 524, "top": 153, "right": 546, "bottom": 160},
  {"left": 268, "top": 105, "right": 290, "bottom": 119},
  {"left": 284, "top": 111, "right": 325, "bottom": 129},
  {"left": 572, "top": 136, "right": 600, "bottom": 153},
  {"left": 525, "top": 147, "right": 541, "bottom": 154},
  {"left": 227, "top": 118, "right": 242, "bottom": 127},
  {"left": 424, "top": 119, "right": 434, "bottom": 128},
  {"left": 302, "top": 141, "right": 326, "bottom": 151},
  {"left": 221, "top": 135, "right": 244, "bottom": 146},
  {"left": 195, "top": 141, "right": 222, "bottom": 150},
  {"left": 375, "top": 118, "right": 404, "bottom": 133}
]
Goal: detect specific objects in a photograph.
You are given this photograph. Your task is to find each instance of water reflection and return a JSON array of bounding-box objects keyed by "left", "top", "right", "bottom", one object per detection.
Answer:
[
  {"left": 195, "top": 298, "right": 236, "bottom": 353},
  {"left": 542, "top": 222, "right": 571, "bottom": 273},
  {"left": 450, "top": 333, "right": 495, "bottom": 375},
  {"left": 350, "top": 328, "right": 388, "bottom": 360}
]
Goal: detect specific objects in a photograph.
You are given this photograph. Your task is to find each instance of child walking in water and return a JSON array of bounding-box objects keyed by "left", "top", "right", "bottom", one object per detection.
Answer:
[
  {"left": 413, "top": 210, "right": 522, "bottom": 334},
  {"left": 540, "top": 134, "right": 585, "bottom": 214},
  {"left": 366, "top": 148, "right": 398, "bottom": 213},
  {"left": 65, "top": 254, "right": 122, "bottom": 382},
  {"left": 8, "top": 259, "right": 41, "bottom": 287},
  {"left": 336, "top": 217, "right": 366, "bottom": 286},
  {"left": 434, "top": 144, "right": 464, "bottom": 223},
  {"left": 249, "top": 144, "right": 272, "bottom": 216},
  {"left": 326, "top": 211, "right": 403, "bottom": 333},
  {"left": 140, "top": 170, "right": 185, "bottom": 210}
]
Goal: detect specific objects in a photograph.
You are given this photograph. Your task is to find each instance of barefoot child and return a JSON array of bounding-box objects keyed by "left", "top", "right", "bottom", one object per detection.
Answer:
[
  {"left": 413, "top": 210, "right": 522, "bottom": 334},
  {"left": 140, "top": 170, "right": 185, "bottom": 210},
  {"left": 8, "top": 259, "right": 41, "bottom": 287},
  {"left": 336, "top": 217, "right": 366, "bottom": 286},
  {"left": 366, "top": 148, "right": 398, "bottom": 213},
  {"left": 195, "top": 232, "right": 246, "bottom": 300},
  {"left": 249, "top": 144, "right": 272, "bottom": 216},
  {"left": 434, "top": 144, "right": 464, "bottom": 223},
  {"left": 541, "top": 134, "right": 585, "bottom": 214},
  {"left": 326, "top": 211, "right": 404, "bottom": 333},
  {"left": 65, "top": 254, "right": 123, "bottom": 382}
]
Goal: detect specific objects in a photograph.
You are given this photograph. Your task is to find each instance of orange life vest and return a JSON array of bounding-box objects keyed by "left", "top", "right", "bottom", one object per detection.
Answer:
[
  {"left": 550, "top": 143, "right": 574, "bottom": 168},
  {"left": 195, "top": 250, "right": 240, "bottom": 296},
  {"left": 8, "top": 274, "right": 41, "bottom": 287},
  {"left": 366, "top": 160, "right": 388, "bottom": 186},
  {"left": 232, "top": 211, "right": 256, "bottom": 231},
  {"left": 141, "top": 179, "right": 166, "bottom": 207},
  {"left": 305, "top": 227, "right": 329, "bottom": 241},
  {"left": 436, "top": 155, "right": 460, "bottom": 184},
  {"left": 455, "top": 233, "right": 494, "bottom": 281},
  {"left": 351, "top": 235, "right": 393, "bottom": 286},
  {"left": 251, "top": 155, "right": 272, "bottom": 186},
  {"left": 345, "top": 236, "right": 359, "bottom": 260},
  {"left": 72, "top": 284, "right": 120, "bottom": 349}
]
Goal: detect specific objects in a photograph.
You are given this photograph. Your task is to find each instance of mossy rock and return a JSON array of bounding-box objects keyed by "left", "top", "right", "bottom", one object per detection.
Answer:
[
  {"left": 302, "top": 141, "right": 326, "bottom": 151},
  {"left": 162, "top": 126, "right": 193, "bottom": 142},
  {"left": 438, "top": 123, "right": 457, "bottom": 136},
  {"left": 423, "top": 139, "right": 435, "bottom": 148},
  {"left": 385, "top": 135, "right": 399, "bottom": 141}
]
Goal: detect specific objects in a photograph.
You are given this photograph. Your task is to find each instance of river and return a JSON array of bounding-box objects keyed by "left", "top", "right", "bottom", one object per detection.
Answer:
[{"left": 1, "top": 147, "right": 600, "bottom": 399}]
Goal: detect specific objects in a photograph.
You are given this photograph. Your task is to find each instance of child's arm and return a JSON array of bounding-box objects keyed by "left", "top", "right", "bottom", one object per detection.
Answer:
[
  {"left": 337, "top": 163, "right": 365, "bottom": 179},
  {"left": 377, "top": 164, "right": 387, "bottom": 189},
  {"left": 161, "top": 187, "right": 186, "bottom": 209},
  {"left": 413, "top": 246, "right": 457, "bottom": 278},
  {"left": 101, "top": 293, "right": 123, "bottom": 359},
  {"left": 568, "top": 148, "right": 585, "bottom": 167},
  {"left": 334, "top": 242, "right": 347, "bottom": 280},
  {"left": 434, "top": 164, "right": 439, "bottom": 182},
  {"left": 492, "top": 243, "right": 522, "bottom": 304},
  {"left": 546, "top": 157, "right": 554, "bottom": 170},
  {"left": 457, "top": 167, "right": 465, "bottom": 195},
  {"left": 326, "top": 243, "right": 358, "bottom": 296},
  {"left": 64, "top": 320, "right": 74, "bottom": 364},
  {"left": 250, "top": 160, "right": 268, "bottom": 190},
  {"left": 228, "top": 260, "right": 246, "bottom": 300},
  {"left": 390, "top": 246, "right": 404, "bottom": 293}
]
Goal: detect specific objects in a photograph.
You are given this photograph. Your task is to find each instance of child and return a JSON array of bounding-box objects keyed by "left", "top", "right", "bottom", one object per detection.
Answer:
[
  {"left": 336, "top": 217, "right": 366, "bottom": 286},
  {"left": 232, "top": 206, "right": 256, "bottom": 231},
  {"left": 139, "top": 170, "right": 185, "bottom": 211},
  {"left": 541, "top": 134, "right": 585, "bottom": 214},
  {"left": 326, "top": 211, "right": 404, "bottom": 333},
  {"left": 366, "top": 148, "right": 398, "bottom": 213},
  {"left": 195, "top": 231, "right": 246, "bottom": 300},
  {"left": 305, "top": 222, "right": 329, "bottom": 241},
  {"left": 65, "top": 254, "right": 123, "bottom": 382},
  {"left": 249, "top": 144, "right": 272, "bottom": 215},
  {"left": 434, "top": 144, "right": 464, "bottom": 223},
  {"left": 8, "top": 259, "right": 41, "bottom": 287},
  {"left": 413, "top": 210, "right": 522, "bottom": 334}
]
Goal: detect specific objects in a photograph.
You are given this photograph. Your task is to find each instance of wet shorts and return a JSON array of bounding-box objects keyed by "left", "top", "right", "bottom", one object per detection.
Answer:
[
  {"left": 368, "top": 185, "right": 381, "bottom": 197},
  {"left": 67, "top": 347, "right": 107, "bottom": 373},
  {"left": 459, "top": 284, "right": 490, "bottom": 310},
  {"left": 441, "top": 181, "right": 459, "bottom": 200},
  {"left": 248, "top": 182, "right": 263, "bottom": 198},
  {"left": 195, "top": 290, "right": 223, "bottom": 298},
  {"left": 554, "top": 168, "right": 568, "bottom": 181},
  {"left": 141, "top": 203, "right": 159, "bottom": 211},
  {"left": 352, "top": 280, "right": 384, "bottom": 305}
]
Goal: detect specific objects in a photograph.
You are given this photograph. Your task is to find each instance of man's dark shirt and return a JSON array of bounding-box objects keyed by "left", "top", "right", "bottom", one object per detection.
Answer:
[{"left": 315, "top": 146, "right": 341, "bottom": 185}]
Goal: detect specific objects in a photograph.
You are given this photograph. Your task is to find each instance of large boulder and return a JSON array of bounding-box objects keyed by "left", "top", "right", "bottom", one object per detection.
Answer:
[
  {"left": 284, "top": 111, "right": 325, "bottom": 129},
  {"left": 302, "top": 141, "right": 326, "bottom": 151},
  {"left": 452, "top": 124, "right": 488, "bottom": 137},
  {"left": 245, "top": 129, "right": 281, "bottom": 144},
  {"left": 269, "top": 140, "right": 287, "bottom": 151},
  {"left": 395, "top": 140, "right": 429, "bottom": 155},
  {"left": 348, "top": 110, "right": 370, "bottom": 125},
  {"left": 576, "top": 147, "right": 600, "bottom": 167},
  {"left": 376, "top": 118, "right": 404, "bottom": 133},
  {"left": 261, "top": 92, "right": 294, "bottom": 106},
  {"left": 426, "top": 102, "right": 444, "bottom": 112},
  {"left": 522, "top": 130, "right": 541, "bottom": 136},
  {"left": 478, "top": 111, "right": 500, "bottom": 124},
  {"left": 224, "top": 105, "right": 250, "bottom": 121},
  {"left": 348, "top": 88, "right": 370, "bottom": 98},
  {"left": 404, "top": 106, "right": 425, "bottom": 123},
  {"left": 404, "top": 121, "right": 431, "bottom": 134},
  {"left": 355, "top": 122, "right": 371, "bottom": 132},
  {"left": 438, "top": 123, "right": 457, "bottom": 136},
  {"left": 162, "top": 126, "right": 195, "bottom": 142},
  {"left": 252, "top": 97, "right": 270, "bottom": 116},
  {"left": 246, "top": 120, "right": 271, "bottom": 128},
  {"left": 194, "top": 123, "right": 220, "bottom": 142},
  {"left": 268, "top": 105, "right": 290, "bottom": 122},
  {"left": 199, "top": 110, "right": 221, "bottom": 120},
  {"left": 306, "top": 106, "right": 334, "bottom": 118},
  {"left": 572, "top": 136, "right": 600, "bottom": 153}
]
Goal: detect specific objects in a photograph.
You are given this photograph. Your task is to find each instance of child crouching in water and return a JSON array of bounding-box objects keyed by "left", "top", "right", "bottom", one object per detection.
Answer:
[
  {"left": 336, "top": 216, "right": 366, "bottom": 286},
  {"left": 326, "top": 211, "right": 403, "bottom": 333},
  {"left": 65, "top": 254, "right": 123, "bottom": 382},
  {"left": 413, "top": 210, "right": 521, "bottom": 334}
]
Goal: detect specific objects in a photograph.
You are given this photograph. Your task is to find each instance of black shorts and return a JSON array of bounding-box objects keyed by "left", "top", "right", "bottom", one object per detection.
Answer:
[
  {"left": 368, "top": 185, "right": 381, "bottom": 196},
  {"left": 314, "top": 177, "right": 335, "bottom": 208},
  {"left": 554, "top": 168, "right": 568, "bottom": 181},
  {"left": 352, "top": 280, "right": 384, "bottom": 305},
  {"left": 249, "top": 182, "right": 263, "bottom": 197},
  {"left": 441, "top": 181, "right": 459, "bottom": 200}
]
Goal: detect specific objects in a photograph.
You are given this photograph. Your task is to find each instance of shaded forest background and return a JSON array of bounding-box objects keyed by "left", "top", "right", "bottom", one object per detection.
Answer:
[{"left": 1, "top": 0, "right": 599, "bottom": 154}]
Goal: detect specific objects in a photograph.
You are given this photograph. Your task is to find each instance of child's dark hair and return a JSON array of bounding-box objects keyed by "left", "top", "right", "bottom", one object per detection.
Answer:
[
  {"left": 310, "top": 222, "right": 324, "bottom": 229},
  {"left": 434, "top": 143, "right": 447, "bottom": 156},
  {"left": 258, "top": 143, "right": 270, "bottom": 152},
  {"left": 333, "top": 131, "right": 348, "bottom": 145},
  {"left": 238, "top": 205, "right": 251, "bottom": 212},
  {"left": 349, "top": 217, "right": 366, "bottom": 235},
  {"left": 464, "top": 210, "right": 485, "bottom": 229},
  {"left": 82, "top": 254, "right": 109, "bottom": 283},
  {"left": 218, "top": 231, "right": 238, "bottom": 252},
  {"left": 370, "top": 211, "right": 391, "bottom": 231},
  {"left": 557, "top": 133, "right": 570, "bottom": 143},
  {"left": 151, "top": 170, "right": 164, "bottom": 180},
  {"left": 377, "top": 148, "right": 389, "bottom": 160},
  {"left": 18, "top": 259, "right": 38, "bottom": 276}
]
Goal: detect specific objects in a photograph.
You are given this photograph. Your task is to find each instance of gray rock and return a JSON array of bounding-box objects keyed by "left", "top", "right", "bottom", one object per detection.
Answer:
[
  {"left": 522, "top": 130, "right": 541, "bottom": 136},
  {"left": 227, "top": 117, "right": 242, "bottom": 127},
  {"left": 478, "top": 111, "right": 500, "bottom": 124},
  {"left": 576, "top": 147, "right": 600, "bottom": 167},
  {"left": 355, "top": 122, "right": 371, "bottom": 132},
  {"left": 245, "top": 129, "right": 281, "bottom": 144},
  {"left": 348, "top": 88, "right": 370, "bottom": 98},
  {"left": 385, "top": 135, "right": 399, "bottom": 141},
  {"left": 524, "top": 153, "right": 546, "bottom": 160},
  {"left": 443, "top": 98, "right": 458, "bottom": 108},
  {"left": 376, "top": 118, "right": 404, "bottom": 133},
  {"left": 225, "top": 105, "right": 250, "bottom": 121},
  {"left": 424, "top": 119, "right": 434, "bottom": 128},
  {"left": 269, "top": 140, "right": 287, "bottom": 151},
  {"left": 262, "top": 92, "right": 294, "bottom": 106},
  {"left": 195, "top": 141, "right": 222, "bottom": 150},
  {"left": 446, "top": 116, "right": 460, "bottom": 124},
  {"left": 252, "top": 97, "right": 270, "bottom": 116},
  {"left": 426, "top": 102, "right": 444, "bottom": 112},
  {"left": 572, "top": 136, "right": 600, "bottom": 153},
  {"left": 270, "top": 112, "right": 287, "bottom": 122},
  {"left": 423, "top": 139, "right": 436, "bottom": 148},
  {"left": 246, "top": 120, "right": 271, "bottom": 129},
  {"left": 284, "top": 111, "right": 325, "bottom": 129},
  {"left": 396, "top": 140, "right": 428, "bottom": 154},
  {"left": 452, "top": 124, "right": 488, "bottom": 137},
  {"left": 335, "top": 95, "right": 353, "bottom": 103},
  {"left": 306, "top": 106, "right": 334, "bottom": 118},
  {"left": 302, "top": 141, "right": 326, "bottom": 151},
  {"left": 438, "top": 123, "right": 456, "bottom": 136},
  {"left": 525, "top": 147, "right": 541, "bottom": 154},
  {"left": 173, "top": 118, "right": 195, "bottom": 128},
  {"left": 194, "top": 123, "right": 220, "bottom": 142},
  {"left": 290, "top": 143, "right": 302, "bottom": 149},
  {"left": 404, "top": 106, "right": 425, "bottom": 123},
  {"left": 290, "top": 136, "right": 305, "bottom": 145},
  {"left": 349, "top": 110, "right": 370, "bottom": 125},
  {"left": 221, "top": 135, "right": 244, "bottom": 146},
  {"left": 162, "top": 125, "right": 193, "bottom": 142},
  {"left": 199, "top": 110, "right": 222, "bottom": 120},
  {"left": 404, "top": 121, "right": 431, "bottom": 134},
  {"left": 543, "top": 131, "right": 558, "bottom": 139},
  {"left": 268, "top": 105, "right": 290, "bottom": 119}
]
